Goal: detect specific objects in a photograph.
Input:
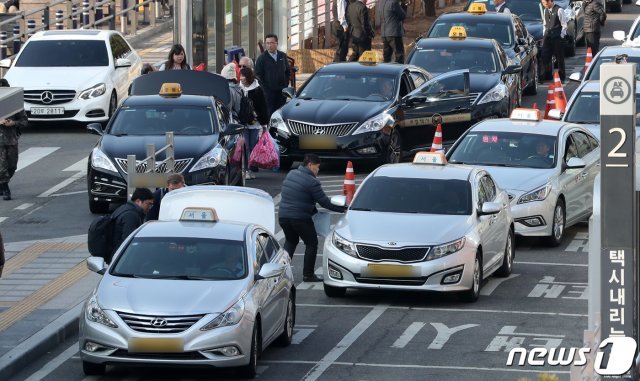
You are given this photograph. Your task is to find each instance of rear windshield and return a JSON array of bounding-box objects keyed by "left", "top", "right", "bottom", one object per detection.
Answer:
[{"left": 15, "top": 40, "right": 109, "bottom": 67}]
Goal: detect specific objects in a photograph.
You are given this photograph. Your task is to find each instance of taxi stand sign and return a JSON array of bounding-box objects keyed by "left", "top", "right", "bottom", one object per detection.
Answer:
[{"left": 413, "top": 151, "right": 447, "bottom": 165}]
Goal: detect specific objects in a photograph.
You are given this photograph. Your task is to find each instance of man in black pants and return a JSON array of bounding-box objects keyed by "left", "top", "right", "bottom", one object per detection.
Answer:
[
  {"left": 255, "top": 33, "right": 291, "bottom": 117},
  {"left": 377, "top": 0, "right": 406, "bottom": 64},
  {"left": 278, "top": 154, "right": 346, "bottom": 282},
  {"left": 541, "top": 0, "right": 567, "bottom": 82},
  {"left": 583, "top": 0, "right": 606, "bottom": 56},
  {"left": 332, "top": 0, "right": 350, "bottom": 62}
]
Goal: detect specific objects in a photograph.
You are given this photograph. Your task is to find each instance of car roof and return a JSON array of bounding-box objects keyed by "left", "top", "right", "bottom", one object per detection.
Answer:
[
  {"left": 319, "top": 62, "right": 411, "bottom": 75},
  {"left": 598, "top": 46, "right": 640, "bottom": 57},
  {"left": 577, "top": 80, "right": 640, "bottom": 94},
  {"left": 30, "top": 29, "right": 115, "bottom": 40},
  {"left": 372, "top": 162, "right": 476, "bottom": 181},
  {"left": 122, "top": 94, "right": 214, "bottom": 107},
  {"left": 134, "top": 220, "right": 248, "bottom": 241},
  {"left": 469, "top": 118, "right": 573, "bottom": 136},
  {"left": 415, "top": 37, "right": 496, "bottom": 49}
]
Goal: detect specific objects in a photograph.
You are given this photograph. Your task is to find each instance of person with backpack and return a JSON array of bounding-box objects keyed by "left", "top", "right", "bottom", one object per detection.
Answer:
[
  {"left": 145, "top": 173, "right": 186, "bottom": 221},
  {"left": 110, "top": 188, "right": 154, "bottom": 262},
  {"left": 240, "top": 67, "right": 269, "bottom": 179}
]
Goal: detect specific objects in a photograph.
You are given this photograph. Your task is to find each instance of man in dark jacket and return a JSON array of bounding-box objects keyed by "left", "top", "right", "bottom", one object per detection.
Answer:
[
  {"left": 146, "top": 174, "right": 185, "bottom": 221},
  {"left": 278, "top": 154, "right": 346, "bottom": 282},
  {"left": 582, "top": 0, "right": 606, "bottom": 56},
  {"left": 110, "top": 188, "right": 154, "bottom": 262},
  {"left": 255, "top": 34, "right": 291, "bottom": 117},
  {"left": 0, "top": 79, "right": 27, "bottom": 201},
  {"left": 332, "top": 0, "right": 350, "bottom": 62},
  {"left": 346, "top": 0, "right": 374, "bottom": 62},
  {"left": 376, "top": 0, "right": 406, "bottom": 63}
]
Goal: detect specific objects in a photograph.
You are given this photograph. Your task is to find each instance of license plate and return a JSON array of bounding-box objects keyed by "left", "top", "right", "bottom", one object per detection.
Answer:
[
  {"left": 299, "top": 135, "right": 337, "bottom": 150},
  {"left": 30, "top": 107, "right": 64, "bottom": 115},
  {"left": 128, "top": 337, "right": 184, "bottom": 353},
  {"left": 362, "top": 264, "right": 418, "bottom": 278}
]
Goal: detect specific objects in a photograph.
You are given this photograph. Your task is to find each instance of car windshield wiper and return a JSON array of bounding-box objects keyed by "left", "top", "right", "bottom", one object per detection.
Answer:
[
  {"left": 112, "top": 273, "right": 142, "bottom": 278},
  {"left": 349, "top": 207, "right": 372, "bottom": 211}
]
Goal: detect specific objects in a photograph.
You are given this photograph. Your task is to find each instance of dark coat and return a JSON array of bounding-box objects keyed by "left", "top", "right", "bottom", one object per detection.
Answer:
[
  {"left": 583, "top": 0, "right": 606, "bottom": 33},
  {"left": 145, "top": 188, "right": 166, "bottom": 222},
  {"left": 246, "top": 85, "right": 270, "bottom": 125},
  {"left": 347, "top": 0, "right": 374, "bottom": 43},
  {"left": 0, "top": 231, "right": 4, "bottom": 276},
  {"left": 278, "top": 165, "right": 345, "bottom": 220},
  {"left": 376, "top": 0, "right": 406, "bottom": 37},
  {"left": 0, "top": 111, "right": 26, "bottom": 146},
  {"left": 111, "top": 201, "right": 145, "bottom": 256},
  {"left": 255, "top": 50, "right": 291, "bottom": 92}
]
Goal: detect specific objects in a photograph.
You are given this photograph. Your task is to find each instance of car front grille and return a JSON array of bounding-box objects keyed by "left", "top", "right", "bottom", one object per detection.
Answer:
[
  {"left": 115, "top": 158, "right": 192, "bottom": 174},
  {"left": 287, "top": 120, "right": 358, "bottom": 137},
  {"left": 116, "top": 311, "right": 205, "bottom": 334},
  {"left": 356, "top": 245, "right": 430, "bottom": 263},
  {"left": 468, "top": 92, "right": 482, "bottom": 105},
  {"left": 354, "top": 276, "right": 427, "bottom": 286},
  {"left": 24, "top": 90, "right": 77, "bottom": 105}
]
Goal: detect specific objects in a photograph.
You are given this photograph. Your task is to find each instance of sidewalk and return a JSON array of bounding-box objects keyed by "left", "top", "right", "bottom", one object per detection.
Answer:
[{"left": 0, "top": 19, "right": 174, "bottom": 381}]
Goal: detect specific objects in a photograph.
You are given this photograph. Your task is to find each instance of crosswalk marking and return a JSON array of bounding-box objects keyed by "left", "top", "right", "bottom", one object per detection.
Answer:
[
  {"left": 38, "top": 158, "right": 88, "bottom": 198},
  {"left": 14, "top": 203, "right": 33, "bottom": 210},
  {"left": 16, "top": 147, "right": 59, "bottom": 172}
]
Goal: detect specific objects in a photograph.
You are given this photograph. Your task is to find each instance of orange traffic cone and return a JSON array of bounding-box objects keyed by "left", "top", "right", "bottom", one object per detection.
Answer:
[
  {"left": 553, "top": 71, "right": 567, "bottom": 114},
  {"left": 584, "top": 47, "right": 593, "bottom": 74},
  {"left": 430, "top": 123, "right": 443, "bottom": 152},
  {"left": 544, "top": 83, "right": 556, "bottom": 119},
  {"left": 343, "top": 161, "right": 356, "bottom": 205}
]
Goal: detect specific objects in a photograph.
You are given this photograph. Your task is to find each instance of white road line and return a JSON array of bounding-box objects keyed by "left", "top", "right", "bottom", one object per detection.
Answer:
[
  {"left": 480, "top": 274, "right": 520, "bottom": 295},
  {"left": 24, "top": 342, "right": 78, "bottom": 381},
  {"left": 302, "top": 305, "right": 388, "bottom": 381},
  {"left": 296, "top": 324, "right": 319, "bottom": 328},
  {"left": 514, "top": 261, "right": 587, "bottom": 267},
  {"left": 14, "top": 203, "right": 33, "bottom": 210},
  {"left": 392, "top": 322, "right": 426, "bottom": 349},
  {"left": 0, "top": 217, "right": 8, "bottom": 224},
  {"left": 297, "top": 304, "right": 587, "bottom": 317},
  {"left": 38, "top": 158, "right": 88, "bottom": 198},
  {"left": 16, "top": 147, "right": 59, "bottom": 172},
  {"left": 49, "top": 190, "right": 87, "bottom": 197}
]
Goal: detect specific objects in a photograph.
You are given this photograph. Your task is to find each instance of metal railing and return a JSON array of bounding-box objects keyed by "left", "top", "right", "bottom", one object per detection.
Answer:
[{"left": 126, "top": 131, "right": 175, "bottom": 199}]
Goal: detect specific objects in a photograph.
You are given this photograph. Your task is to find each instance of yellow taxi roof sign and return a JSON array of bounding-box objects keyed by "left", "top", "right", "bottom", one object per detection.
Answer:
[
  {"left": 159, "top": 82, "right": 182, "bottom": 97},
  {"left": 180, "top": 207, "right": 219, "bottom": 222},
  {"left": 359, "top": 50, "right": 383, "bottom": 64},
  {"left": 413, "top": 151, "right": 447, "bottom": 165},
  {"left": 449, "top": 26, "right": 467, "bottom": 40},
  {"left": 510, "top": 108, "right": 543, "bottom": 122},
  {"left": 468, "top": 3, "right": 487, "bottom": 13}
]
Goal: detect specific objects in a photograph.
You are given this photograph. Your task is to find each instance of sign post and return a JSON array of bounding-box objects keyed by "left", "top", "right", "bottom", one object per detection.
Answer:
[{"left": 600, "top": 62, "right": 637, "bottom": 378}]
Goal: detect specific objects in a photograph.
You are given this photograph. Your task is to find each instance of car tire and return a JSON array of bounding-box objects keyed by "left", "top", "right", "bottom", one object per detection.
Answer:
[
  {"left": 237, "top": 323, "right": 259, "bottom": 378},
  {"left": 546, "top": 199, "right": 566, "bottom": 247},
  {"left": 82, "top": 361, "right": 106, "bottom": 376},
  {"left": 324, "top": 283, "right": 347, "bottom": 297},
  {"left": 88, "top": 197, "right": 109, "bottom": 214},
  {"left": 275, "top": 293, "right": 295, "bottom": 346},
  {"left": 461, "top": 252, "right": 482, "bottom": 303},
  {"left": 495, "top": 228, "right": 514, "bottom": 278},
  {"left": 385, "top": 128, "right": 402, "bottom": 164},
  {"left": 523, "top": 60, "right": 538, "bottom": 95}
]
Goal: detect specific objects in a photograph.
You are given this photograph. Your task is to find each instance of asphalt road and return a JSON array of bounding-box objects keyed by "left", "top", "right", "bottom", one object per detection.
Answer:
[{"left": 6, "top": 5, "right": 640, "bottom": 380}]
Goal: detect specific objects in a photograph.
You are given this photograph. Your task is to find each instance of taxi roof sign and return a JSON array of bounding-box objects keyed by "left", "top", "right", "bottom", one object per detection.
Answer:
[
  {"left": 180, "top": 207, "right": 219, "bottom": 222},
  {"left": 413, "top": 151, "right": 447, "bottom": 165},
  {"left": 449, "top": 26, "right": 467, "bottom": 40},
  {"left": 359, "top": 50, "right": 383, "bottom": 64},
  {"left": 159, "top": 82, "right": 182, "bottom": 97},
  {"left": 468, "top": 3, "right": 487, "bottom": 13},
  {"left": 510, "top": 108, "right": 543, "bottom": 122}
]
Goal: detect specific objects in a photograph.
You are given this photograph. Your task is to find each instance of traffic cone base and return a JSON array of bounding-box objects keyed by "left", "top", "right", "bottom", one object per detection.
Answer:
[
  {"left": 431, "top": 123, "right": 444, "bottom": 152},
  {"left": 343, "top": 161, "right": 356, "bottom": 205},
  {"left": 544, "top": 83, "right": 555, "bottom": 119}
]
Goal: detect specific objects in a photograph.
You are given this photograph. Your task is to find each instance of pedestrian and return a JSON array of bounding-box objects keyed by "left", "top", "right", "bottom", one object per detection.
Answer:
[
  {"left": 541, "top": 0, "right": 567, "bottom": 82},
  {"left": 583, "top": 0, "right": 606, "bottom": 56},
  {"left": 0, "top": 231, "right": 4, "bottom": 278},
  {"left": 332, "top": 0, "right": 350, "bottom": 62},
  {"left": 0, "top": 79, "right": 26, "bottom": 201},
  {"left": 347, "top": 0, "right": 374, "bottom": 62},
  {"left": 278, "top": 154, "right": 347, "bottom": 282},
  {"left": 255, "top": 34, "right": 291, "bottom": 117},
  {"left": 110, "top": 188, "right": 154, "bottom": 262},
  {"left": 146, "top": 173, "right": 185, "bottom": 221},
  {"left": 239, "top": 56, "right": 254, "bottom": 70},
  {"left": 159, "top": 44, "right": 191, "bottom": 71},
  {"left": 221, "top": 62, "right": 244, "bottom": 122},
  {"left": 377, "top": 0, "right": 406, "bottom": 64},
  {"left": 240, "top": 66, "right": 270, "bottom": 179},
  {"left": 493, "top": 0, "right": 511, "bottom": 13},
  {"left": 141, "top": 63, "right": 156, "bottom": 75}
]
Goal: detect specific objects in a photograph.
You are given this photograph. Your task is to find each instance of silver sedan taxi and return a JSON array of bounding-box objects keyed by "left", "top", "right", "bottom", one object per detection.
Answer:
[
  {"left": 79, "top": 186, "right": 295, "bottom": 378},
  {"left": 323, "top": 152, "right": 514, "bottom": 303},
  {"left": 447, "top": 108, "right": 600, "bottom": 246}
]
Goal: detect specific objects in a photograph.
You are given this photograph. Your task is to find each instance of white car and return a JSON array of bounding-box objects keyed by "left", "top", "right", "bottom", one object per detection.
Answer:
[
  {"left": 0, "top": 29, "right": 142, "bottom": 123},
  {"left": 569, "top": 46, "right": 640, "bottom": 83}
]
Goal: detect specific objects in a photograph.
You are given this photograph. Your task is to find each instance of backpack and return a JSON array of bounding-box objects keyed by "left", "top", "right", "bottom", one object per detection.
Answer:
[
  {"left": 234, "top": 87, "right": 257, "bottom": 125},
  {"left": 87, "top": 214, "right": 114, "bottom": 259}
]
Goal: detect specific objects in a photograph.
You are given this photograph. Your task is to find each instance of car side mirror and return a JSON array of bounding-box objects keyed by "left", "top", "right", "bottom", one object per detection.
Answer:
[
  {"left": 478, "top": 201, "right": 501, "bottom": 216},
  {"left": 503, "top": 64, "right": 522, "bottom": 75},
  {"left": 569, "top": 72, "right": 582, "bottom": 82},
  {"left": 115, "top": 58, "right": 132, "bottom": 68},
  {"left": 331, "top": 195, "right": 347, "bottom": 207},
  {"left": 87, "top": 257, "right": 106, "bottom": 275},
  {"left": 256, "top": 262, "right": 285, "bottom": 280},
  {"left": 221, "top": 123, "right": 244, "bottom": 137},
  {"left": 87, "top": 123, "right": 104, "bottom": 136},
  {"left": 517, "top": 38, "right": 527, "bottom": 46},
  {"left": 547, "top": 109, "right": 562, "bottom": 120},
  {"left": 282, "top": 87, "right": 295, "bottom": 99},
  {"left": 0, "top": 58, "right": 11, "bottom": 69},
  {"left": 613, "top": 31, "right": 626, "bottom": 42},
  {"left": 565, "top": 157, "right": 586, "bottom": 169},
  {"left": 403, "top": 95, "right": 426, "bottom": 107}
]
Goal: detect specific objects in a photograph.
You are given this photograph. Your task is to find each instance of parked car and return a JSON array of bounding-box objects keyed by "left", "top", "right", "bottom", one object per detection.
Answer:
[{"left": 569, "top": 46, "right": 640, "bottom": 83}]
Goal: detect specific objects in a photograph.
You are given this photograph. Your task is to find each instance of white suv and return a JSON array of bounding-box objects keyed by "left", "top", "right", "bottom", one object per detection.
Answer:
[{"left": 0, "top": 30, "right": 142, "bottom": 123}]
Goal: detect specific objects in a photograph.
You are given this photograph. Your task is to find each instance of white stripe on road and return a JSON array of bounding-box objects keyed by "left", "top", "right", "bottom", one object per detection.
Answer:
[
  {"left": 480, "top": 274, "right": 520, "bottom": 296},
  {"left": 24, "top": 342, "right": 77, "bottom": 381},
  {"left": 297, "top": 304, "right": 587, "bottom": 317},
  {"left": 392, "top": 322, "right": 426, "bottom": 349},
  {"left": 16, "top": 147, "right": 59, "bottom": 172},
  {"left": 49, "top": 190, "right": 87, "bottom": 197},
  {"left": 514, "top": 261, "right": 587, "bottom": 267},
  {"left": 0, "top": 217, "right": 7, "bottom": 224},
  {"left": 14, "top": 203, "right": 33, "bottom": 210},
  {"left": 38, "top": 171, "right": 86, "bottom": 197}
]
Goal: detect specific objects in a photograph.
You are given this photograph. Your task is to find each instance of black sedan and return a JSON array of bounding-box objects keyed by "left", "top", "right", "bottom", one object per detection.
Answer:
[
  {"left": 424, "top": 9, "right": 539, "bottom": 96},
  {"left": 407, "top": 36, "right": 522, "bottom": 120},
  {"left": 86, "top": 70, "right": 245, "bottom": 213},
  {"left": 271, "top": 62, "right": 474, "bottom": 167}
]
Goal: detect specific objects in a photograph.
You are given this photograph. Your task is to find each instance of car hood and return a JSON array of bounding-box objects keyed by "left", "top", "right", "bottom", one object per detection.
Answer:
[
  {"left": 523, "top": 22, "right": 543, "bottom": 41},
  {"left": 281, "top": 99, "right": 390, "bottom": 125},
  {"left": 4, "top": 66, "right": 109, "bottom": 90},
  {"left": 100, "top": 135, "right": 217, "bottom": 160},
  {"left": 479, "top": 166, "right": 555, "bottom": 192},
  {"left": 335, "top": 211, "right": 472, "bottom": 246},
  {"left": 97, "top": 276, "right": 246, "bottom": 315}
]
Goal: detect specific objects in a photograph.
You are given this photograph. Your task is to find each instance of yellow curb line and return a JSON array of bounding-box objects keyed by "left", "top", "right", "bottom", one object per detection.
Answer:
[{"left": 3, "top": 242, "right": 85, "bottom": 277}]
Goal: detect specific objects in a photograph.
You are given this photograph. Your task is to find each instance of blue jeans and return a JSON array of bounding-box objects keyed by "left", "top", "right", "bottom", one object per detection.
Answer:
[{"left": 244, "top": 128, "right": 260, "bottom": 171}]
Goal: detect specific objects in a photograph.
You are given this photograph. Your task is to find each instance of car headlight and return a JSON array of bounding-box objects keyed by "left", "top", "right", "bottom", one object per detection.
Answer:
[
  {"left": 352, "top": 113, "right": 394, "bottom": 135},
  {"left": 517, "top": 183, "right": 552, "bottom": 204},
  {"left": 269, "top": 111, "right": 289, "bottom": 134},
  {"left": 91, "top": 147, "right": 118, "bottom": 172},
  {"left": 332, "top": 232, "right": 357, "bottom": 257},
  {"left": 200, "top": 299, "right": 245, "bottom": 331},
  {"left": 428, "top": 237, "right": 466, "bottom": 261},
  {"left": 477, "top": 83, "right": 508, "bottom": 105},
  {"left": 86, "top": 295, "right": 118, "bottom": 328},
  {"left": 79, "top": 83, "right": 106, "bottom": 100},
  {"left": 190, "top": 144, "right": 225, "bottom": 172}
]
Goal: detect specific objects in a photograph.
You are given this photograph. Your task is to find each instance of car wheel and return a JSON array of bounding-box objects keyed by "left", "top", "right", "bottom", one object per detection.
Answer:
[
  {"left": 107, "top": 92, "right": 117, "bottom": 119},
  {"left": 237, "top": 323, "right": 259, "bottom": 378},
  {"left": 324, "top": 283, "right": 347, "bottom": 297},
  {"left": 496, "top": 228, "right": 514, "bottom": 277},
  {"left": 461, "top": 252, "right": 482, "bottom": 303},
  {"left": 275, "top": 293, "right": 295, "bottom": 346},
  {"left": 524, "top": 60, "right": 538, "bottom": 95},
  {"left": 547, "top": 199, "right": 566, "bottom": 247},
  {"left": 386, "top": 128, "right": 402, "bottom": 164},
  {"left": 88, "top": 196, "right": 109, "bottom": 214},
  {"left": 82, "top": 361, "right": 106, "bottom": 376},
  {"left": 279, "top": 157, "right": 294, "bottom": 170}
]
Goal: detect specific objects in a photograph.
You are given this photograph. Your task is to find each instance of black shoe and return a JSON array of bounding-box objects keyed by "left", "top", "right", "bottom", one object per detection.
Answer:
[
  {"left": 3, "top": 184, "right": 10, "bottom": 201},
  {"left": 303, "top": 275, "right": 323, "bottom": 282}
]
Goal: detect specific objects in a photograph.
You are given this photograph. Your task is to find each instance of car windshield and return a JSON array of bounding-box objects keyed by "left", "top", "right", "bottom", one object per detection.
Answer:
[
  {"left": 429, "top": 20, "right": 513, "bottom": 47},
  {"left": 586, "top": 55, "right": 640, "bottom": 80},
  {"left": 111, "top": 237, "right": 247, "bottom": 280},
  {"left": 349, "top": 176, "right": 472, "bottom": 215},
  {"left": 509, "top": 2, "right": 543, "bottom": 22},
  {"left": 449, "top": 131, "right": 558, "bottom": 169},
  {"left": 109, "top": 106, "right": 216, "bottom": 135},
  {"left": 409, "top": 47, "right": 498, "bottom": 74},
  {"left": 15, "top": 40, "right": 109, "bottom": 67},
  {"left": 298, "top": 72, "right": 397, "bottom": 101},
  {"left": 565, "top": 92, "right": 640, "bottom": 124}
]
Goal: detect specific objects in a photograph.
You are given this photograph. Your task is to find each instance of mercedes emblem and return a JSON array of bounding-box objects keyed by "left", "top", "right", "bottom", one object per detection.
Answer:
[{"left": 40, "top": 91, "right": 54, "bottom": 104}]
